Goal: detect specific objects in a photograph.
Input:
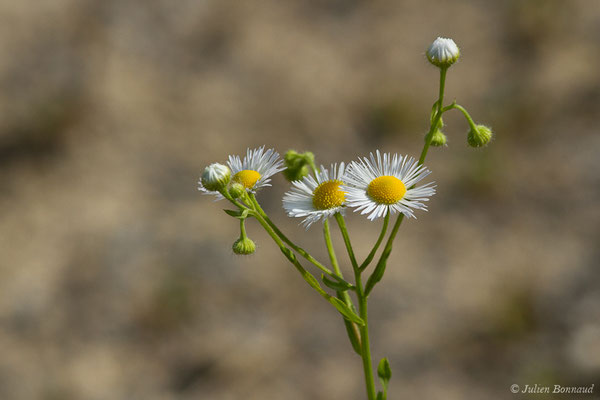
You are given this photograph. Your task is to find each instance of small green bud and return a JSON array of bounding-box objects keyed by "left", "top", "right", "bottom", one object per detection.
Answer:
[
  {"left": 201, "top": 163, "right": 230, "bottom": 191},
  {"left": 467, "top": 124, "right": 493, "bottom": 147},
  {"left": 428, "top": 129, "right": 447, "bottom": 147},
  {"left": 427, "top": 37, "right": 460, "bottom": 68},
  {"left": 228, "top": 182, "right": 245, "bottom": 199},
  {"left": 232, "top": 237, "right": 256, "bottom": 255},
  {"left": 283, "top": 150, "right": 314, "bottom": 182}
]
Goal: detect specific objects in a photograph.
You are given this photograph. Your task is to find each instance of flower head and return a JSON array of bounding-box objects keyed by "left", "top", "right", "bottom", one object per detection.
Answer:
[
  {"left": 283, "top": 163, "right": 347, "bottom": 228},
  {"left": 199, "top": 163, "right": 230, "bottom": 192},
  {"left": 427, "top": 37, "right": 460, "bottom": 68},
  {"left": 283, "top": 150, "right": 314, "bottom": 182},
  {"left": 344, "top": 151, "right": 435, "bottom": 220},
  {"left": 232, "top": 236, "right": 256, "bottom": 255},
  {"left": 467, "top": 124, "right": 493, "bottom": 147},
  {"left": 228, "top": 146, "right": 285, "bottom": 193}
]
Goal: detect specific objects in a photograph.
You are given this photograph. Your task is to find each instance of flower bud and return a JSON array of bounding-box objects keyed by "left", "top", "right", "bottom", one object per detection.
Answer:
[
  {"left": 283, "top": 150, "right": 314, "bottom": 182},
  {"left": 201, "top": 163, "right": 231, "bottom": 191},
  {"left": 232, "top": 237, "right": 256, "bottom": 255},
  {"left": 467, "top": 125, "right": 493, "bottom": 147},
  {"left": 428, "top": 129, "right": 447, "bottom": 147},
  {"left": 228, "top": 182, "right": 246, "bottom": 199},
  {"left": 427, "top": 37, "right": 460, "bottom": 68}
]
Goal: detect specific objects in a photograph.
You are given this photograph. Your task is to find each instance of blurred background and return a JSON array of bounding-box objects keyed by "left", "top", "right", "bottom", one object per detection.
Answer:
[{"left": 1, "top": 0, "right": 599, "bottom": 399}]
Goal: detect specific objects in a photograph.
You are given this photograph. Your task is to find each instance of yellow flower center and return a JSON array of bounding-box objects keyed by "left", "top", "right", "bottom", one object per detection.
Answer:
[
  {"left": 233, "top": 170, "right": 261, "bottom": 189},
  {"left": 312, "top": 180, "right": 346, "bottom": 210},
  {"left": 367, "top": 176, "right": 406, "bottom": 204}
]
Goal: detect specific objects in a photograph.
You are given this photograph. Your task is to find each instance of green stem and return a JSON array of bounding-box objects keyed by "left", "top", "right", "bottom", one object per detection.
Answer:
[
  {"left": 334, "top": 213, "right": 360, "bottom": 272},
  {"left": 239, "top": 218, "right": 248, "bottom": 239},
  {"left": 249, "top": 193, "right": 335, "bottom": 277},
  {"left": 419, "top": 67, "right": 447, "bottom": 165},
  {"left": 446, "top": 103, "right": 478, "bottom": 130},
  {"left": 334, "top": 213, "right": 376, "bottom": 400},
  {"left": 323, "top": 219, "right": 341, "bottom": 275},
  {"left": 369, "top": 66, "right": 448, "bottom": 296},
  {"left": 359, "top": 212, "right": 389, "bottom": 272},
  {"left": 358, "top": 294, "right": 376, "bottom": 400},
  {"left": 324, "top": 219, "right": 362, "bottom": 355}
]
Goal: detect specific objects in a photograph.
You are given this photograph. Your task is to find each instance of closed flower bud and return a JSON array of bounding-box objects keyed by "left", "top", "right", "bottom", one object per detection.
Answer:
[
  {"left": 228, "top": 182, "right": 245, "bottom": 199},
  {"left": 427, "top": 37, "right": 460, "bottom": 68},
  {"left": 232, "top": 237, "right": 256, "bottom": 255},
  {"left": 283, "top": 150, "right": 315, "bottom": 182},
  {"left": 428, "top": 129, "right": 447, "bottom": 147},
  {"left": 201, "top": 163, "right": 231, "bottom": 191},
  {"left": 467, "top": 125, "right": 493, "bottom": 147}
]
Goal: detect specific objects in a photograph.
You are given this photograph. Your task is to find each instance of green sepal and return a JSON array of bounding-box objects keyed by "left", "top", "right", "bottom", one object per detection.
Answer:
[
  {"left": 328, "top": 297, "right": 365, "bottom": 326},
  {"left": 223, "top": 209, "right": 249, "bottom": 219},
  {"left": 377, "top": 357, "right": 391, "bottom": 399},
  {"left": 321, "top": 274, "right": 353, "bottom": 292}
]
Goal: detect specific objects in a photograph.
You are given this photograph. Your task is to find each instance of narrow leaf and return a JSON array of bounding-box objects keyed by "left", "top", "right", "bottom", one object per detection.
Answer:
[
  {"left": 321, "top": 274, "right": 353, "bottom": 292},
  {"left": 377, "top": 357, "right": 391, "bottom": 398},
  {"left": 364, "top": 257, "right": 388, "bottom": 296},
  {"left": 304, "top": 273, "right": 322, "bottom": 291},
  {"left": 328, "top": 297, "right": 364, "bottom": 326},
  {"left": 223, "top": 209, "right": 243, "bottom": 217},
  {"left": 223, "top": 209, "right": 249, "bottom": 219},
  {"left": 342, "top": 319, "right": 362, "bottom": 355},
  {"left": 377, "top": 358, "right": 391, "bottom": 382}
]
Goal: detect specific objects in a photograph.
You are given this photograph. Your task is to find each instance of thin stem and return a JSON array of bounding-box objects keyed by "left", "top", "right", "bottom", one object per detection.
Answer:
[
  {"left": 323, "top": 219, "right": 342, "bottom": 276},
  {"left": 239, "top": 218, "right": 248, "bottom": 239},
  {"left": 334, "top": 212, "right": 376, "bottom": 400},
  {"left": 446, "top": 103, "right": 478, "bottom": 130},
  {"left": 419, "top": 66, "right": 447, "bottom": 165},
  {"left": 358, "top": 294, "right": 376, "bottom": 400},
  {"left": 359, "top": 212, "right": 389, "bottom": 272},
  {"left": 334, "top": 213, "right": 360, "bottom": 272},
  {"left": 370, "top": 66, "right": 448, "bottom": 295},
  {"left": 324, "top": 219, "right": 362, "bottom": 354},
  {"left": 249, "top": 193, "right": 335, "bottom": 277}
]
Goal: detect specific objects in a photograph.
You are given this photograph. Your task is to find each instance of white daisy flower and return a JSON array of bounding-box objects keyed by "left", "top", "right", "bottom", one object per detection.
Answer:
[
  {"left": 228, "top": 146, "right": 284, "bottom": 193},
  {"left": 283, "top": 163, "right": 347, "bottom": 228},
  {"left": 198, "top": 146, "right": 284, "bottom": 199},
  {"left": 344, "top": 151, "right": 435, "bottom": 221}
]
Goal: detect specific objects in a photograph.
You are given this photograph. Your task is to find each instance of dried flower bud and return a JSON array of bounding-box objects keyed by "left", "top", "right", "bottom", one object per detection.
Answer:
[{"left": 427, "top": 37, "right": 460, "bottom": 68}]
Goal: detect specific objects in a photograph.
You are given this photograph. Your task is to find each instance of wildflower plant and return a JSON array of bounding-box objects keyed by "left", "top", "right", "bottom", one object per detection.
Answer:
[{"left": 198, "top": 37, "right": 492, "bottom": 399}]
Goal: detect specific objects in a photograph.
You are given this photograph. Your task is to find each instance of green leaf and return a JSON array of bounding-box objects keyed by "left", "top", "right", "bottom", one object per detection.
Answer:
[
  {"left": 223, "top": 209, "right": 241, "bottom": 217},
  {"left": 376, "top": 392, "right": 384, "bottom": 400},
  {"left": 377, "top": 357, "right": 391, "bottom": 398},
  {"left": 321, "top": 274, "right": 353, "bottom": 292},
  {"left": 377, "top": 358, "right": 391, "bottom": 382},
  {"left": 364, "top": 256, "right": 388, "bottom": 296},
  {"left": 223, "top": 209, "right": 249, "bottom": 219},
  {"left": 342, "top": 318, "right": 361, "bottom": 355},
  {"left": 328, "top": 297, "right": 365, "bottom": 326},
  {"left": 303, "top": 271, "right": 322, "bottom": 292}
]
